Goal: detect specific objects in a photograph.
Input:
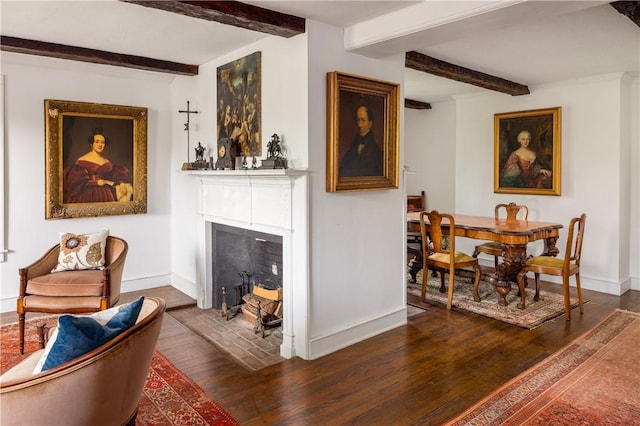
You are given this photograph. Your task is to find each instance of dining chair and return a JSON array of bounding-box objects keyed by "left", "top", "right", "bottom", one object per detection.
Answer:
[
  {"left": 407, "top": 191, "right": 426, "bottom": 283},
  {"left": 516, "top": 214, "right": 586, "bottom": 320},
  {"left": 420, "top": 210, "right": 481, "bottom": 309},
  {"left": 407, "top": 190, "right": 426, "bottom": 213},
  {"left": 473, "top": 202, "right": 529, "bottom": 267}
]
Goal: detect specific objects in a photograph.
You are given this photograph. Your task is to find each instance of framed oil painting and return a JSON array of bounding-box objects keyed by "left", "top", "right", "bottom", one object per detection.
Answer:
[
  {"left": 494, "top": 107, "right": 561, "bottom": 196},
  {"left": 326, "top": 71, "right": 400, "bottom": 192},
  {"left": 45, "top": 99, "right": 148, "bottom": 219},
  {"left": 216, "top": 51, "right": 261, "bottom": 160}
]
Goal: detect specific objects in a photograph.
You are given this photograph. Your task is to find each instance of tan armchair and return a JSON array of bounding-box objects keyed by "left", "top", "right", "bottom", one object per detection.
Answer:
[
  {"left": 1, "top": 297, "right": 165, "bottom": 426},
  {"left": 17, "top": 236, "right": 128, "bottom": 354}
]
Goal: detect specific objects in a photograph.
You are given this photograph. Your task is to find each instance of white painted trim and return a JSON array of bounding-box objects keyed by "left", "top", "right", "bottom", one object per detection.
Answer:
[{"left": 308, "top": 308, "right": 407, "bottom": 360}]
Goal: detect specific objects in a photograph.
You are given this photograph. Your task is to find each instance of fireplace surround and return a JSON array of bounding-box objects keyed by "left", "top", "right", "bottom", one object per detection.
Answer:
[{"left": 188, "top": 169, "right": 309, "bottom": 359}]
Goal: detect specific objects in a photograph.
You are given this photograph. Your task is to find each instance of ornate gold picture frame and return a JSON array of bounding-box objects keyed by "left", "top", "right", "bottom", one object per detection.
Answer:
[
  {"left": 326, "top": 71, "right": 400, "bottom": 192},
  {"left": 45, "top": 99, "right": 148, "bottom": 219},
  {"left": 494, "top": 107, "right": 561, "bottom": 196}
]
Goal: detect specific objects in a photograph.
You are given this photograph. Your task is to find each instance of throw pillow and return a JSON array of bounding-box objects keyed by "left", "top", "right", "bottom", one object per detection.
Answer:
[
  {"left": 38, "top": 296, "right": 144, "bottom": 372},
  {"left": 32, "top": 301, "right": 130, "bottom": 375},
  {"left": 51, "top": 230, "right": 109, "bottom": 272}
]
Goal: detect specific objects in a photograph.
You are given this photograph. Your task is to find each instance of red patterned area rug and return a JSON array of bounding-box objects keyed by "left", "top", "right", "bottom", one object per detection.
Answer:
[
  {"left": 408, "top": 271, "right": 582, "bottom": 329},
  {"left": 445, "top": 309, "right": 640, "bottom": 425},
  {"left": 0, "top": 318, "right": 239, "bottom": 426}
]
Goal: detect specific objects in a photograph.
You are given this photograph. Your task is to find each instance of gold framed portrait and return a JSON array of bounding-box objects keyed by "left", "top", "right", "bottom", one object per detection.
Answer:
[
  {"left": 45, "top": 99, "right": 148, "bottom": 219},
  {"left": 494, "top": 107, "right": 561, "bottom": 196},
  {"left": 326, "top": 71, "right": 400, "bottom": 193}
]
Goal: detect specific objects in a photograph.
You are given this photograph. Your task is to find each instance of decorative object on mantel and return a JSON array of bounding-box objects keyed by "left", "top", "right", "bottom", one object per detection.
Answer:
[
  {"left": 178, "top": 101, "right": 199, "bottom": 171},
  {"left": 188, "top": 142, "right": 210, "bottom": 170},
  {"left": 260, "top": 133, "right": 288, "bottom": 169},
  {"left": 215, "top": 137, "right": 235, "bottom": 170}
]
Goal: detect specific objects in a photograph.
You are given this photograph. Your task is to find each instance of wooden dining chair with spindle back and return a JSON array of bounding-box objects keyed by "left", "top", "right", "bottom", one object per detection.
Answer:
[
  {"left": 517, "top": 213, "right": 586, "bottom": 320},
  {"left": 420, "top": 210, "right": 482, "bottom": 309},
  {"left": 407, "top": 191, "right": 426, "bottom": 283},
  {"left": 473, "top": 202, "right": 529, "bottom": 267}
]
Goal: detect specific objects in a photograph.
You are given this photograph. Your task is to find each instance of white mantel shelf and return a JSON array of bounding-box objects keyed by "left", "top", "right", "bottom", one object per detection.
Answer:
[{"left": 183, "top": 168, "right": 308, "bottom": 178}]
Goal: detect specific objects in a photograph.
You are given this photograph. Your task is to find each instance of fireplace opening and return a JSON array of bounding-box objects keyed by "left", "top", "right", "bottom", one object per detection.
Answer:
[{"left": 211, "top": 223, "right": 283, "bottom": 310}]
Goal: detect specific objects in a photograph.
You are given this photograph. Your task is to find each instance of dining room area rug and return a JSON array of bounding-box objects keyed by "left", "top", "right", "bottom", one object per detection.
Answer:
[
  {"left": 408, "top": 270, "right": 582, "bottom": 329},
  {"left": 444, "top": 309, "right": 640, "bottom": 425},
  {"left": 0, "top": 317, "right": 240, "bottom": 426}
]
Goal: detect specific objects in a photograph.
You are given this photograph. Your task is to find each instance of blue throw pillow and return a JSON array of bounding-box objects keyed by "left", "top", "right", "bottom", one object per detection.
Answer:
[{"left": 41, "top": 296, "right": 144, "bottom": 371}]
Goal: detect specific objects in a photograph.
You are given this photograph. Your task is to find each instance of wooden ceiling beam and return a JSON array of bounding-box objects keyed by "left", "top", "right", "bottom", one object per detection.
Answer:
[
  {"left": 610, "top": 1, "right": 640, "bottom": 27},
  {"left": 1, "top": 36, "right": 199, "bottom": 76},
  {"left": 405, "top": 99, "right": 432, "bottom": 110},
  {"left": 405, "top": 51, "right": 530, "bottom": 96},
  {"left": 122, "top": 0, "right": 306, "bottom": 38}
]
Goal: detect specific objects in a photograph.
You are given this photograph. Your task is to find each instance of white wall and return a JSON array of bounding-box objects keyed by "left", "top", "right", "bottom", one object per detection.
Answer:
[
  {"left": 305, "top": 21, "right": 407, "bottom": 358},
  {"left": 406, "top": 72, "right": 639, "bottom": 295},
  {"left": 0, "top": 52, "right": 174, "bottom": 312},
  {"left": 405, "top": 101, "right": 456, "bottom": 213}
]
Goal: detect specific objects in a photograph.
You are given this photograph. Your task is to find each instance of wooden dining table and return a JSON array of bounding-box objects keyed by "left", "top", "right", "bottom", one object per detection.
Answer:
[{"left": 407, "top": 212, "right": 563, "bottom": 309}]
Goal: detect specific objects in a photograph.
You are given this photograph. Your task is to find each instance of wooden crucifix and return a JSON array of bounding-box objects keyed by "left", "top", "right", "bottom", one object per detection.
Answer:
[{"left": 178, "top": 101, "right": 199, "bottom": 162}]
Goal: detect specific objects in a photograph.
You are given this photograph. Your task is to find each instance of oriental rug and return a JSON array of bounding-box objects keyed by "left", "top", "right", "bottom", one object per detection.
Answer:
[
  {"left": 408, "top": 270, "right": 582, "bottom": 329},
  {"left": 445, "top": 309, "right": 640, "bottom": 425},
  {"left": 0, "top": 318, "right": 239, "bottom": 426}
]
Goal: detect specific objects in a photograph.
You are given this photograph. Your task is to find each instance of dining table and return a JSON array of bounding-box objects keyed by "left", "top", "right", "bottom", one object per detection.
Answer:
[{"left": 407, "top": 212, "right": 564, "bottom": 309}]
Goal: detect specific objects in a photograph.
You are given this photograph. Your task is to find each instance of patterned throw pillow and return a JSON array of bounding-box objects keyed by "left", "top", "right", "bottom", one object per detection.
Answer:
[{"left": 51, "top": 230, "right": 109, "bottom": 272}]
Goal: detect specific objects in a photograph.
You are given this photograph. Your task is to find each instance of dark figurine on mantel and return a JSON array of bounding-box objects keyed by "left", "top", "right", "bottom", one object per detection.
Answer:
[
  {"left": 261, "top": 133, "right": 287, "bottom": 169},
  {"left": 195, "top": 142, "right": 205, "bottom": 162},
  {"left": 267, "top": 134, "right": 283, "bottom": 159}
]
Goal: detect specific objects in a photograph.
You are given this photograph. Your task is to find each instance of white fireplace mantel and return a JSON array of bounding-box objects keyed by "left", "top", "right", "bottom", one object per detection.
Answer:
[{"left": 187, "top": 169, "right": 309, "bottom": 359}]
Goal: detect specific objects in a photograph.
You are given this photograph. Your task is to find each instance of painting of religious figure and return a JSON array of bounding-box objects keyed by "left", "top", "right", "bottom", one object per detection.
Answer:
[
  {"left": 494, "top": 107, "right": 561, "bottom": 196},
  {"left": 217, "top": 52, "right": 262, "bottom": 160}
]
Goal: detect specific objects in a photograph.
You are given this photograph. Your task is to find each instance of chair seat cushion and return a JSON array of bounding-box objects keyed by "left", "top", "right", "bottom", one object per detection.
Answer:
[
  {"left": 526, "top": 256, "right": 577, "bottom": 269},
  {"left": 429, "top": 251, "right": 476, "bottom": 264},
  {"left": 27, "top": 270, "right": 105, "bottom": 297},
  {"left": 38, "top": 296, "right": 145, "bottom": 372},
  {"left": 476, "top": 241, "right": 502, "bottom": 250}
]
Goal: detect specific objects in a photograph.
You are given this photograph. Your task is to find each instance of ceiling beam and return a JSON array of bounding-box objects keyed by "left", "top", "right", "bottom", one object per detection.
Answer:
[
  {"left": 122, "top": 0, "right": 306, "bottom": 38},
  {"left": 405, "top": 99, "right": 432, "bottom": 110},
  {"left": 405, "top": 51, "right": 530, "bottom": 96},
  {"left": 1, "top": 36, "right": 199, "bottom": 76},
  {"left": 610, "top": 1, "right": 640, "bottom": 27}
]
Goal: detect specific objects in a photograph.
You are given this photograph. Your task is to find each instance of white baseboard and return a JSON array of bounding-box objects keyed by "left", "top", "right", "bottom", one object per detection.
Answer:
[{"left": 307, "top": 306, "right": 407, "bottom": 360}]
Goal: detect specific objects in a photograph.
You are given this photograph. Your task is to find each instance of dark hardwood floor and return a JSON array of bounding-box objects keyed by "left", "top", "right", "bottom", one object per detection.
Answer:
[
  {"left": 5, "top": 283, "right": 639, "bottom": 425},
  {"left": 148, "top": 283, "right": 640, "bottom": 425}
]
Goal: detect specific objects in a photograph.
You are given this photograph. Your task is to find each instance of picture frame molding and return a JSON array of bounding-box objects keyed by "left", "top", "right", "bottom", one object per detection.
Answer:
[
  {"left": 45, "top": 99, "right": 148, "bottom": 219},
  {"left": 326, "top": 71, "right": 400, "bottom": 192}
]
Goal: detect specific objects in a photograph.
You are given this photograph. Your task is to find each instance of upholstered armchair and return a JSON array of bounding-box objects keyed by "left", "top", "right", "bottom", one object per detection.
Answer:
[
  {"left": 1, "top": 297, "right": 165, "bottom": 426},
  {"left": 17, "top": 235, "right": 128, "bottom": 354}
]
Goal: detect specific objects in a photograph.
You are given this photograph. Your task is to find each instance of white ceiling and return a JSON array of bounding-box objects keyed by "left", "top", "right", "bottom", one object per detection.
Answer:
[{"left": 1, "top": 1, "right": 638, "bottom": 103}]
